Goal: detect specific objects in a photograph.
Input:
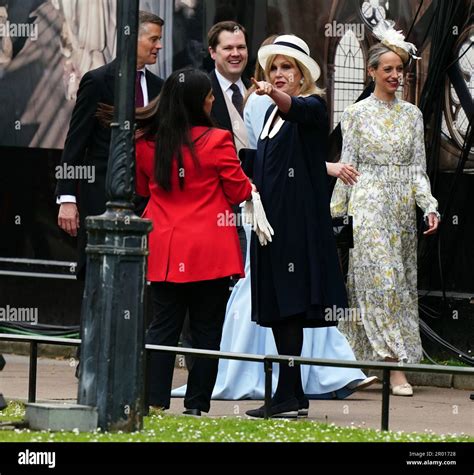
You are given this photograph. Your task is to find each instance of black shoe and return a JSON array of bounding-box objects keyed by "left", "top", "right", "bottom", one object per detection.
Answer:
[
  {"left": 246, "top": 398, "right": 299, "bottom": 419},
  {"left": 298, "top": 398, "right": 309, "bottom": 418},
  {"left": 183, "top": 408, "right": 201, "bottom": 417}
]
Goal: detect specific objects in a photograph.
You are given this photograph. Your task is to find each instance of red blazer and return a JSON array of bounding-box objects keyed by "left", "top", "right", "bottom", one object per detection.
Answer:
[{"left": 136, "top": 126, "right": 252, "bottom": 283}]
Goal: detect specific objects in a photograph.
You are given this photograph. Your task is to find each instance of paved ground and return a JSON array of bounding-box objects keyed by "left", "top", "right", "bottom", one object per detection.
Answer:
[{"left": 1, "top": 354, "right": 473, "bottom": 435}]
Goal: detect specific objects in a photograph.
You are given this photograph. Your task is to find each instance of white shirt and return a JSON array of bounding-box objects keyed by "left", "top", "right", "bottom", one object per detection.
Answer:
[
  {"left": 214, "top": 69, "right": 246, "bottom": 102},
  {"left": 58, "top": 68, "right": 150, "bottom": 205}
]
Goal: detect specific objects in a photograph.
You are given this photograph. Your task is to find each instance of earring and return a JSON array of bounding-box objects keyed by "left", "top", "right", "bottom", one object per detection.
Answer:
[
  {"left": 371, "top": 76, "right": 375, "bottom": 82},
  {"left": 300, "top": 78, "right": 304, "bottom": 85}
]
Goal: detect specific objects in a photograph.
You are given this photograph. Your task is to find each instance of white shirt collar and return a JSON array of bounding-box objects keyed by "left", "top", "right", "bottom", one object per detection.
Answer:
[{"left": 214, "top": 69, "right": 245, "bottom": 96}]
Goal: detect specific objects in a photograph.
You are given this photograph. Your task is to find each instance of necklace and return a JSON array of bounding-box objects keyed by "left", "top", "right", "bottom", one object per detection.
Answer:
[{"left": 370, "top": 93, "right": 398, "bottom": 109}]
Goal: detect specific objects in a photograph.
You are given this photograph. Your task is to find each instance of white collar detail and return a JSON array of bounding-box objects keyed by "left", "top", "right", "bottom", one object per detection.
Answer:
[{"left": 260, "top": 105, "right": 285, "bottom": 140}]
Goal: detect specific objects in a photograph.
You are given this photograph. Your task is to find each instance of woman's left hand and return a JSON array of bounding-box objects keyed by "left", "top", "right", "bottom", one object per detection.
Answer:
[
  {"left": 424, "top": 213, "right": 439, "bottom": 235},
  {"left": 251, "top": 77, "right": 273, "bottom": 96},
  {"left": 327, "top": 162, "right": 360, "bottom": 185}
]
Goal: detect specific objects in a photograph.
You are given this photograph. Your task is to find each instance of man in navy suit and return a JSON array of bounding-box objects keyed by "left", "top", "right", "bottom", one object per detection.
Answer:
[{"left": 56, "top": 11, "right": 165, "bottom": 279}]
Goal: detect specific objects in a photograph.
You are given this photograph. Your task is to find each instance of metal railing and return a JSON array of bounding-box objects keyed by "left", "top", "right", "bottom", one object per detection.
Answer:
[{"left": 1, "top": 333, "right": 473, "bottom": 431}]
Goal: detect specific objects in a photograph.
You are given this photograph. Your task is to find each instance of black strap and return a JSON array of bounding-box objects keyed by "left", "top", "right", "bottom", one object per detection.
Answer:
[{"left": 273, "top": 41, "right": 307, "bottom": 56}]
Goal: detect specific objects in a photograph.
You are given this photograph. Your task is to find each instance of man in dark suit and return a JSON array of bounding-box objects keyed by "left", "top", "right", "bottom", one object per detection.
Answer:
[
  {"left": 180, "top": 21, "right": 251, "bottom": 372},
  {"left": 208, "top": 21, "right": 250, "bottom": 150},
  {"left": 56, "top": 11, "right": 165, "bottom": 279},
  {"left": 208, "top": 21, "right": 250, "bottom": 262}
]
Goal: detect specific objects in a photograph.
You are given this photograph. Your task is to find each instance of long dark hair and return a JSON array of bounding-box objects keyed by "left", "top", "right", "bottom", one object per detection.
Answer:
[
  {"left": 96, "top": 97, "right": 161, "bottom": 140},
  {"left": 96, "top": 68, "right": 214, "bottom": 190},
  {"left": 153, "top": 68, "right": 214, "bottom": 191}
]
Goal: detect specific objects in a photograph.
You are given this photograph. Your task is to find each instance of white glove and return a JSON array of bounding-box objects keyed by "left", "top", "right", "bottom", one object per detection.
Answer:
[
  {"left": 243, "top": 199, "right": 254, "bottom": 227},
  {"left": 243, "top": 191, "right": 274, "bottom": 246},
  {"left": 256, "top": 227, "right": 270, "bottom": 246}
]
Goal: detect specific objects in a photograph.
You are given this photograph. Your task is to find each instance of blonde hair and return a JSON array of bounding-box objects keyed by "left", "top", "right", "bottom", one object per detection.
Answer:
[
  {"left": 244, "top": 35, "right": 279, "bottom": 105},
  {"left": 264, "top": 54, "right": 325, "bottom": 97}
]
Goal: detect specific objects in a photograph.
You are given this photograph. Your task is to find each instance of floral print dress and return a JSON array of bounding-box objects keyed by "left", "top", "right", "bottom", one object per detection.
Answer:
[{"left": 330, "top": 94, "right": 439, "bottom": 363}]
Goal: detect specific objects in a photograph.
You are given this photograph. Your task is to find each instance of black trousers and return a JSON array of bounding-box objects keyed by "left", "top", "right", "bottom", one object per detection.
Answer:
[
  {"left": 179, "top": 217, "right": 245, "bottom": 364},
  {"left": 146, "top": 278, "right": 230, "bottom": 412}
]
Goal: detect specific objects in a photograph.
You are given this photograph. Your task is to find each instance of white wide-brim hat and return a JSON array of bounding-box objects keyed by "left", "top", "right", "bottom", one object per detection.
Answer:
[{"left": 258, "top": 34, "right": 321, "bottom": 82}]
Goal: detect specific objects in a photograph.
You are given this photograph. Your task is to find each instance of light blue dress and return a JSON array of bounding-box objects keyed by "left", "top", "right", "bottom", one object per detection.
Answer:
[
  {"left": 244, "top": 93, "right": 273, "bottom": 149},
  {"left": 172, "top": 94, "right": 367, "bottom": 400},
  {"left": 173, "top": 224, "right": 367, "bottom": 399}
]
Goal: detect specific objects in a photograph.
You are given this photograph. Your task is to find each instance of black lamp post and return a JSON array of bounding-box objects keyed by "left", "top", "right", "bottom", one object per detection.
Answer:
[{"left": 77, "top": 0, "right": 152, "bottom": 432}]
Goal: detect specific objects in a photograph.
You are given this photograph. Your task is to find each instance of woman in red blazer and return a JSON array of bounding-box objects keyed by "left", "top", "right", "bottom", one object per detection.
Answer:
[{"left": 135, "top": 68, "right": 253, "bottom": 416}]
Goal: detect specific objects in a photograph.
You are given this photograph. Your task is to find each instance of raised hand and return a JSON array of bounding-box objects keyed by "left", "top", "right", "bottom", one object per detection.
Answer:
[{"left": 251, "top": 77, "right": 273, "bottom": 96}]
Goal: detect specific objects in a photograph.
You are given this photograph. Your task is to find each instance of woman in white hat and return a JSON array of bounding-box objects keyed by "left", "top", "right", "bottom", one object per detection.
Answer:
[
  {"left": 331, "top": 21, "right": 440, "bottom": 397},
  {"left": 172, "top": 36, "right": 376, "bottom": 408},
  {"left": 245, "top": 35, "right": 350, "bottom": 418}
]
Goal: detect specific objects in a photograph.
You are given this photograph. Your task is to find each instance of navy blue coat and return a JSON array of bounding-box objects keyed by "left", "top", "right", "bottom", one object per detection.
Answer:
[{"left": 250, "top": 95, "right": 348, "bottom": 327}]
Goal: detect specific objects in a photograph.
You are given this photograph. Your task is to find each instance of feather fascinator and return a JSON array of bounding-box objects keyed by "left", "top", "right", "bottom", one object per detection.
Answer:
[{"left": 373, "top": 20, "right": 421, "bottom": 63}]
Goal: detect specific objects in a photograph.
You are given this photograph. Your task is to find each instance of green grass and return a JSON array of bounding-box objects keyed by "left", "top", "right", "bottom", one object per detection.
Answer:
[
  {"left": 0, "top": 402, "right": 472, "bottom": 443},
  {"left": 0, "top": 401, "right": 24, "bottom": 422}
]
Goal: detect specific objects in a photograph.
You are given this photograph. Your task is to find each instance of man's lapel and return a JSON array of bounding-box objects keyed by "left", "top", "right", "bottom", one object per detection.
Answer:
[
  {"left": 145, "top": 70, "right": 164, "bottom": 99},
  {"left": 210, "top": 70, "right": 233, "bottom": 131},
  {"left": 104, "top": 59, "right": 118, "bottom": 103}
]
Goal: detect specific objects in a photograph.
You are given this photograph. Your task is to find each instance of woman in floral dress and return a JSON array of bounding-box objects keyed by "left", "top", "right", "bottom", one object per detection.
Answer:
[{"left": 330, "top": 23, "right": 440, "bottom": 396}]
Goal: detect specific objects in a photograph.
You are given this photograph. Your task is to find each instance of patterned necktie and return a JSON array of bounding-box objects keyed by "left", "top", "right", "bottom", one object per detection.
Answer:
[
  {"left": 230, "top": 83, "right": 243, "bottom": 117},
  {"left": 135, "top": 70, "right": 144, "bottom": 107}
]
